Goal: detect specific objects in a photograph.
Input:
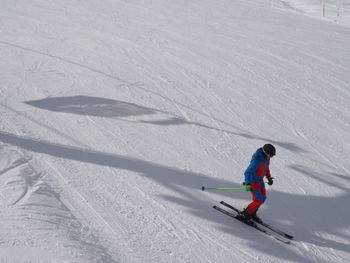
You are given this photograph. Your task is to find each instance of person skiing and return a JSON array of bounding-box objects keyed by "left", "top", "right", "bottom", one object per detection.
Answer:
[{"left": 238, "top": 144, "right": 276, "bottom": 223}]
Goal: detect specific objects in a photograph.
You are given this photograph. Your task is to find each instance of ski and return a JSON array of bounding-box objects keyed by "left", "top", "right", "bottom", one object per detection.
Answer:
[
  {"left": 220, "top": 201, "right": 294, "bottom": 240},
  {"left": 213, "top": 205, "right": 290, "bottom": 244}
]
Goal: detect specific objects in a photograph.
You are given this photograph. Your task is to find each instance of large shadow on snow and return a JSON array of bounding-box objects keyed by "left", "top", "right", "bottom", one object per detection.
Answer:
[
  {"left": 0, "top": 130, "right": 236, "bottom": 201},
  {"left": 24, "top": 96, "right": 305, "bottom": 154},
  {"left": 0, "top": 131, "right": 348, "bottom": 262},
  {"left": 0, "top": 40, "right": 303, "bottom": 153},
  {"left": 24, "top": 96, "right": 155, "bottom": 118}
]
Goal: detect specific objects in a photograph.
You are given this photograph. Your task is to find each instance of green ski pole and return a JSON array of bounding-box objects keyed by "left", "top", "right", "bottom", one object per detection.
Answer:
[{"left": 201, "top": 186, "right": 245, "bottom": 191}]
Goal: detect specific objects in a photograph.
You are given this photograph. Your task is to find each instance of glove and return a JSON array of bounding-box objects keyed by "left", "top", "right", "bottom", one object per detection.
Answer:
[
  {"left": 267, "top": 177, "right": 273, "bottom": 186},
  {"left": 245, "top": 184, "right": 253, "bottom": 191}
]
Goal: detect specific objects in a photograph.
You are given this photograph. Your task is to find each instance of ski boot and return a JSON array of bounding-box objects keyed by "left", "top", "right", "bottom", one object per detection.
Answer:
[
  {"left": 251, "top": 212, "right": 263, "bottom": 224},
  {"left": 237, "top": 209, "right": 252, "bottom": 222}
]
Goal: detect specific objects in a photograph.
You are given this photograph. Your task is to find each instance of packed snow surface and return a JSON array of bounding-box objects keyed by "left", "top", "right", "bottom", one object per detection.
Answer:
[{"left": 0, "top": 0, "right": 350, "bottom": 262}]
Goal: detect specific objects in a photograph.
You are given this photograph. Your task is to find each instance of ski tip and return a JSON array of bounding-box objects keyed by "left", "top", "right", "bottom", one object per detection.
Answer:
[{"left": 285, "top": 234, "right": 294, "bottom": 239}]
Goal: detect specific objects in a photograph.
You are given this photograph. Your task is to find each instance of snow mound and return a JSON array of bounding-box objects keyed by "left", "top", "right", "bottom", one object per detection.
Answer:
[{"left": 0, "top": 145, "right": 114, "bottom": 262}]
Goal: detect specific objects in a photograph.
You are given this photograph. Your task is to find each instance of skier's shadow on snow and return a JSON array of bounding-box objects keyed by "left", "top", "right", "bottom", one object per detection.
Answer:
[
  {"left": 25, "top": 96, "right": 305, "bottom": 154},
  {"left": 0, "top": 131, "right": 347, "bottom": 262}
]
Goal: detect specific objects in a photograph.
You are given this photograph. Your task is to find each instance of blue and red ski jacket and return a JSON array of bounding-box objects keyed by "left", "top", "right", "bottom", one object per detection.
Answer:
[{"left": 244, "top": 148, "right": 272, "bottom": 184}]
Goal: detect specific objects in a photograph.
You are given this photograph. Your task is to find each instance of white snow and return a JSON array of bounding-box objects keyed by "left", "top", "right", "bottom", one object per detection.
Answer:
[
  {"left": 278, "top": 0, "right": 350, "bottom": 26},
  {"left": 0, "top": 0, "right": 350, "bottom": 262}
]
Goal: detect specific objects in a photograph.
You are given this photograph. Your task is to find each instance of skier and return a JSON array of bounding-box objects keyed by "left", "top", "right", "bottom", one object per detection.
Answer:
[{"left": 238, "top": 144, "right": 276, "bottom": 223}]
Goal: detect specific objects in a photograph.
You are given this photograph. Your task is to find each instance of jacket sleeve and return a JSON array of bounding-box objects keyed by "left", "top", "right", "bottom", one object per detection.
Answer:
[
  {"left": 256, "top": 163, "right": 266, "bottom": 178},
  {"left": 265, "top": 160, "right": 272, "bottom": 179}
]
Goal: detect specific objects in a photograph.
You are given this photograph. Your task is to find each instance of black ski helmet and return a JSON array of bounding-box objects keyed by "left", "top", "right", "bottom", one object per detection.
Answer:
[{"left": 262, "top": 144, "right": 276, "bottom": 157}]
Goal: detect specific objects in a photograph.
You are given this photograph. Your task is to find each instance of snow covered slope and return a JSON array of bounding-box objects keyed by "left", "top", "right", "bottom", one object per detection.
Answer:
[
  {"left": 272, "top": 0, "right": 350, "bottom": 26},
  {"left": 0, "top": 0, "right": 349, "bottom": 262}
]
